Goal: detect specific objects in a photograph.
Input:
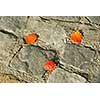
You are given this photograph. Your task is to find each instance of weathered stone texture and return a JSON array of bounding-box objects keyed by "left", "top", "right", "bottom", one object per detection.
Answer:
[{"left": 0, "top": 16, "right": 100, "bottom": 83}]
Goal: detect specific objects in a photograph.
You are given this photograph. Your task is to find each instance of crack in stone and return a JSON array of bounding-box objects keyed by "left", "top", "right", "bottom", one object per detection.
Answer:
[
  {"left": 40, "top": 16, "right": 100, "bottom": 29},
  {"left": 58, "top": 65, "right": 90, "bottom": 82},
  {"left": 81, "top": 43, "right": 98, "bottom": 52},
  {"left": 8, "top": 45, "right": 23, "bottom": 67},
  {"left": 41, "top": 71, "right": 48, "bottom": 83},
  {"left": 84, "top": 17, "right": 100, "bottom": 28},
  {"left": 93, "top": 23, "right": 100, "bottom": 27},
  {"left": 41, "top": 16, "right": 81, "bottom": 24},
  {"left": 39, "top": 16, "right": 50, "bottom": 22},
  {"left": 40, "top": 16, "right": 89, "bottom": 25},
  {"left": 69, "top": 42, "right": 97, "bottom": 53},
  {"left": 0, "top": 29, "right": 18, "bottom": 39},
  {"left": 85, "top": 17, "right": 92, "bottom": 23}
]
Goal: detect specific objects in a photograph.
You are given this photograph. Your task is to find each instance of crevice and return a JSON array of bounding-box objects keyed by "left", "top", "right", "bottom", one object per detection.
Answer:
[
  {"left": 0, "top": 29, "right": 18, "bottom": 39},
  {"left": 81, "top": 43, "right": 97, "bottom": 52},
  {"left": 85, "top": 17, "right": 100, "bottom": 28},
  {"left": 59, "top": 65, "right": 91, "bottom": 82},
  {"left": 50, "top": 17, "right": 81, "bottom": 24},
  {"left": 8, "top": 45, "right": 23, "bottom": 67},
  {"left": 39, "top": 16, "right": 81, "bottom": 23},
  {"left": 39, "top": 16, "right": 51, "bottom": 22},
  {"left": 85, "top": 17, "right": 92, "bottom": 23},
  {"left": 40, "top": 16, "right": 100, "bottom": 30},
  {"left": 41, "top": 71, "right": 48, "bottom": 83},
  {"left": 93, "top": 23, "right": 100, "bottom": 27},
  {"left": 83, "top": 22, "right": 93, "bottom": 27},
  {"left": 40, "top": 16, "right": 93, "bottom": 26},
  {"left": 89, "top": 28, "right": 98, "bottom": 31}
]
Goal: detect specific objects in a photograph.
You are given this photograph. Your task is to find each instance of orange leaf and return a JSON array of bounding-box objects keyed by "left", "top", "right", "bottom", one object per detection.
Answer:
[
  {"left": 24, "top": 33, "right": 38, "bottom": 44},
  {"left": 44, "top": 60, "right": 56, "bottom": 73},
  {"left": 69, "top": 31, "right": 83, "bottom": 44}
]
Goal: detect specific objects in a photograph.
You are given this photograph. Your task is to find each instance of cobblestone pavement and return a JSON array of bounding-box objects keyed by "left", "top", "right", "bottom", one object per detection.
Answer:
[{"left": 0, "top": 16, "right": 100, "bottom": 83}]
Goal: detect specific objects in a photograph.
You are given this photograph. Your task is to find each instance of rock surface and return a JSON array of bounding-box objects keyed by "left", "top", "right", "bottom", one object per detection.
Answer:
[{"left": 0, "top": 16, "right": 100, "bottom": 83}]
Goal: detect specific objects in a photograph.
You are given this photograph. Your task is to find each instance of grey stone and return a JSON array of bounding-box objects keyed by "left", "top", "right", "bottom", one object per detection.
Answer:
[
  {"left": 47, "top": 68, "right": 86, "bottom": 83},
  {"left": 0, "top": 16, "right": 28, "bottom": 33},
  {"left": 24, "top": 16, "right": 66, "bottom": 51},
  {"left": 61, "top": 43, "right": 100, "bottom": 82},
  {"left": 62, "top": 43, "right": 95, "bottom": 67},
  {"left": 9, "top": 45, "right": 56, "bottom": 82}
]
